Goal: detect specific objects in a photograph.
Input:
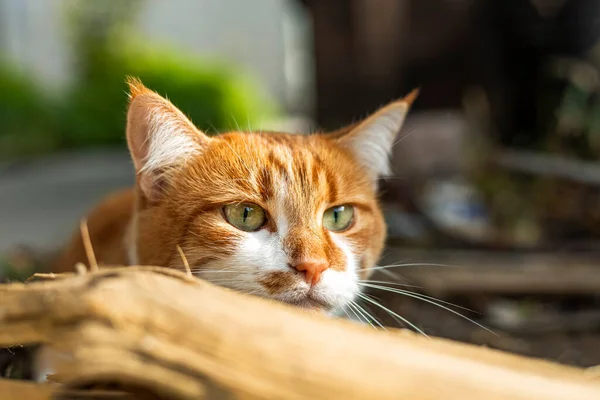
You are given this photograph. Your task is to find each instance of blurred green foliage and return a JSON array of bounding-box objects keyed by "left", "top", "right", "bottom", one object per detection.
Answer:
[
  {"left": 0, "top": 65, "right": 62, "bottom": 155},
  {"left": 58, "top": 45, "right": 276, "bottom": 150},
  {"left": 0, "top": 0, "right": 276, "bottom": 158}
]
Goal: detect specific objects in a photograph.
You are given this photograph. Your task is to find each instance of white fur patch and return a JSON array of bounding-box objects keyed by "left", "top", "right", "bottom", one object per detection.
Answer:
[
  {"left": 274, "top": 185, "right": 290, "bottom": 240},
  {"left": 196, "top": 228, "right": 288, "bottom": 295},
  {"left": 317, "top": 233, "right": 360, "bottom": 312},
  {"left": 140, "top": 113, "right": 200, "bottom": 175},
  {"left": 239, "top": 230, "right": 287, "bottom": 273}
]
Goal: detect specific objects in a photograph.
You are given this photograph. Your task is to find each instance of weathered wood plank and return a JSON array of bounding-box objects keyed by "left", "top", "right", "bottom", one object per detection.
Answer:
[{"left": 0, "top": 267, "right": 599, "bottom": 399}]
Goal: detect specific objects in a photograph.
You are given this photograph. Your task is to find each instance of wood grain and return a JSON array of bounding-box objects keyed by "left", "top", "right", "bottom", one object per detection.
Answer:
[{"left": 0, "top": 267, "right": 599, "bottom": 399}]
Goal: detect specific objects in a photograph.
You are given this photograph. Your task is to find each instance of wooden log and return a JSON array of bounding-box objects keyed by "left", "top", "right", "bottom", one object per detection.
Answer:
[
  {"left": 0, "top": 378, "right": 137, "bottom": 400},
  {"left": 0, "top": 267, "right": 599, "bottom": 399},
  {"left": 0, "top": 378, "right": 54, "bottom": 400}
]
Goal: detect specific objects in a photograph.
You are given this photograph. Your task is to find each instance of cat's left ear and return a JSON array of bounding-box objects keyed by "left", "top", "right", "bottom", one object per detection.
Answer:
[
  {"left": 334, "top": 89, "right": 419, "bottom": 181},
  {"left": 125, "top": 77, "right": 210, "bottom": 203}
]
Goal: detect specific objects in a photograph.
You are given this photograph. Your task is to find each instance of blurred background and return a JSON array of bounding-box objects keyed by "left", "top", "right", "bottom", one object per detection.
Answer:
[{"left": 1, "top": 0, "right": 600, "bottom": 369}]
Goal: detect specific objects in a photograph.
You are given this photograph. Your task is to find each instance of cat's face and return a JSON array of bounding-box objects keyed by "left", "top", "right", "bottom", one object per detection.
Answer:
[{"left": 125, "top": 78, "right": 416, "bottom": 315}]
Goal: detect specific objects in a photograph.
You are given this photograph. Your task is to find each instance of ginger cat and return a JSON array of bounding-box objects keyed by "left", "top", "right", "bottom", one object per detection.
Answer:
[{"left": 52, "top": 77, "right": 417, "bottom": 315}]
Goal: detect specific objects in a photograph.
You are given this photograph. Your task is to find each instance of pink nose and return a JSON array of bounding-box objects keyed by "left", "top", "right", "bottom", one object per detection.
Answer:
[{"left": 292, "top": 261, "right": 329, "bottom": 286}]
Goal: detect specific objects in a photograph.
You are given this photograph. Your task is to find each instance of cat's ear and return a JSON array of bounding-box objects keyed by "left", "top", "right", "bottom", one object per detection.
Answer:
[
  {"left": 125, "top": 77, "right": 209, "bottom": 202},
  {"left": 334, "top": 89, "right": 418, "bottom": 180}
]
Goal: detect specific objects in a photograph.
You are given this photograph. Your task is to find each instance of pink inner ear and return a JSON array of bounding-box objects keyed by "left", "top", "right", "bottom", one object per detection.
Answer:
[
  {"left": 130, "top": 128, "right": 149, "bottom": 170},
  {"left": 126, "top": 96, "right": 154, "bottom": 172},
  {"left": 138, "top": 170, "right": 168, "bottom": 205}
]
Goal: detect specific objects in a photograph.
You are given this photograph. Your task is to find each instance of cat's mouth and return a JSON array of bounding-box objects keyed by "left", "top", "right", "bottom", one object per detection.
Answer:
[{"left": 281, "top": 293, "right": 332, "bottom": 312}]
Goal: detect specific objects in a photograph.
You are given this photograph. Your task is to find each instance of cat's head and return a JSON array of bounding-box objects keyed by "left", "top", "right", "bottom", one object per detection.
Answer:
[{"left": 125, "top": 78, "right": 416, "bottom": 314}]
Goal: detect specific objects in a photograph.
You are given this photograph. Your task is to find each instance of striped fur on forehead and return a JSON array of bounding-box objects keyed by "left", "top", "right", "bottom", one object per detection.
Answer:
[{"left": 171, "top": 133, "right": 360, "bottom": 210}]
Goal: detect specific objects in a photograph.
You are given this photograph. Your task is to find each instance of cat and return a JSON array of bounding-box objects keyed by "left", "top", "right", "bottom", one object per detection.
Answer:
[{"left": 51, "top": 77, "right": 418, "bottom": 316}]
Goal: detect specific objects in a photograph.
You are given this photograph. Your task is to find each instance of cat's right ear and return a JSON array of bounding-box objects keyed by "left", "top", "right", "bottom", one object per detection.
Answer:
[
  {"left": 331, "top": 89, "right": 418, "bottom": 183},
  {"left": 125, "top": 77, "right": 209, "bottom": 203}
]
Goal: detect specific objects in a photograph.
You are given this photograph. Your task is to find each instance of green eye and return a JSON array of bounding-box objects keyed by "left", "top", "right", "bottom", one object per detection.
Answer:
[
  {"left": 223, "top": 203, "right": 266, "bottom": 231},
  {"left": 323, "top": 205, "right": 354, "bottom": 232}
]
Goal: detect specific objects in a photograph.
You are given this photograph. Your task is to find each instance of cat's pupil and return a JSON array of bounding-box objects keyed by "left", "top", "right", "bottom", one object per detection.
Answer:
[
  {"left": 243, "top": 207, "right": 250, "bottom": 222},
  {"left": 334, "top": 206, "right": 343, "bottom": 223}
]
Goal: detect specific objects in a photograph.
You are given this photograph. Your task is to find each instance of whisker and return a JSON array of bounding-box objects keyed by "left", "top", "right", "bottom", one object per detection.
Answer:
[
  {"left": 169, "top": 265, "right": 233, "bottom": 273},
  {"left": 204, "top": 122, "right": 219, "bottom": 135},
  {"left": 240, "top": 288, "right": 262, "bottom": 297},
  {"left": 346, "top": 302, "right": 371, "bottom": 327},
  {"left": 246, "top": 114, "right": 252, "bottom": 132},
  {"left": 356, "top": 302, "right": 387, "bottom": 330},
  {"left": 358, "top": 279, "right": 421, "bottom": 289},
  {"left": 359, "top": 283, "right": 475, "bottom": 313},
  {"left": 378, "top": 268, "right": 405, "bottom": 281},
  {"left": 230, "top": 114, "right": 242, "bottom": 131},
  {"left": 340, "top": 306, "right": 353, "bottom": 321},
  {"left": 391, "top": 127, "right": 417, "bottom": 148},
  {"left": 360, "top": 283, "right": 496, "bottom": 335},
  {"left": 351, "top": 300, "right": 386, "bottom": 330},
  {"left": 351, "top": 301, "right": 379, "bottom": 329},
  {"left": 356, "top": 293, "right": 428, "bottom": 338},
  {"left": 345, "top": 301, "right": 365, "bottom": 323},
  {"left": 218, "top": 282, "right": 261, "bottom": 295},
  {"left": 222, "top": 140, "right": 252, "bottom": 175},
  {"left": 203, "top": 278, "right": 246, "bottom": 283},
  {"left": 196, "top": 269, "right": 240, "bottom": 273},
  {"left": 358, "top": 259, "right": 409, "bottom": 281},
  {"left": 379, "top": 251, "right": 392, "bottom": 260},
  {"left": 359, "top": 262, "right": 462, "bottom": 272}
]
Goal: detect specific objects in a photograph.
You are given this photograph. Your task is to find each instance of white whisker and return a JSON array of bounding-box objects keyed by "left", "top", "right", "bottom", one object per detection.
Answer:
[
  {"left": 391, "top": 128, "right": 417, "bottom": 148},
  {"left": 359, "top": 262, "right": 461, "bottom": 272},
  {"left": 204, "top": 278, "right": 246, "bottom": 283},
  {"left": 351, "top": 300, "right": 386, "bottom": 330},
  {"left": 222, "top": 140, "right": 252, "bottom": 175},
  {"left": 360, "top": 283, "right": 496, "bottom": 335},
  {"left": 359, "top": 283, "right": 475, "bottom": 313},
  {"left": 231, "top": 114, "right": 242, "bottom": 131},
  {"left": 378, "top": 268, "right": 404, "bottom": 281},
  {"left": 204, "top": 122, "right": 219, "bottom": 134},
  {"left": 356, "top": 293, "right": 428, "bottom": 338},
  {"left": 340, "top": 306, "right": 353, "bottom": 321},
  {"left": 358, "top": 279, "right": 421, "bottom": 289},
  {"left": 196, "top": 269, "right": 240, "bottom": 273},
  {"left": 346, "top": 302, "right": 369, "bottom": 326}
]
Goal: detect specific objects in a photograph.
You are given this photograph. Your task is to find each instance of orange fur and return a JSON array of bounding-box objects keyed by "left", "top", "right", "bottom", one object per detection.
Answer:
[{"left": 52, "top": 78, "right": 417, "bottom": 313}]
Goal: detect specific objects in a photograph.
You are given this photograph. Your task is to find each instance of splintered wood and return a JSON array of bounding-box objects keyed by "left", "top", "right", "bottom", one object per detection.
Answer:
[{"left": 0, "top": 267, "right": 600, "bottom": 400}]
